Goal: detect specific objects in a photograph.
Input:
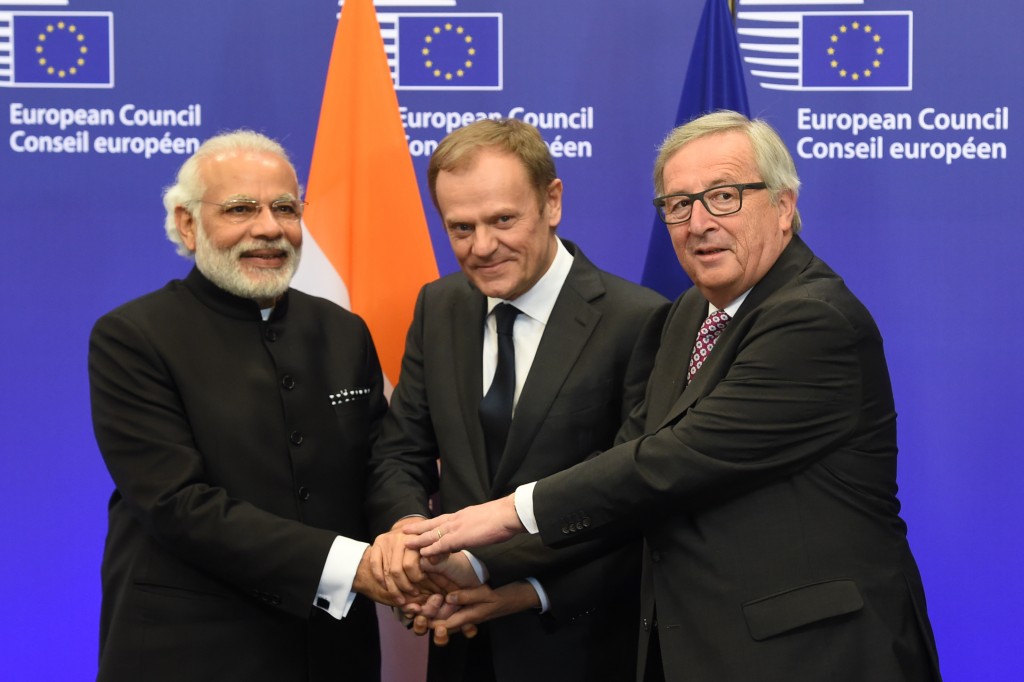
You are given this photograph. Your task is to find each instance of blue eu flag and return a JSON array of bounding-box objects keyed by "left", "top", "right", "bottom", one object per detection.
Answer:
[
  {"left": 802, "top": 13, "right": 911, "bottom": 89},
  {"left": 5, "top": 12, "right": 113, "bottom": 87},
  {"left": 395, "top": 14, "right": 501, "bottom": 90},
  {"left": 641, "top": 0, "right": 749, "bottom": 300}
]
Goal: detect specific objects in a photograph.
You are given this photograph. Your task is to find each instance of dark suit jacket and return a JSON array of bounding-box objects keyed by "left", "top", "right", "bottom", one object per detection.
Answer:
[
  {"left": 533, "top": 236, "right": 941, "bottom": 682},
  {"left": 366, "top": 240, "right": 668, "bottom": 682},
  {"left": 89, "top": 268, "right": 386, "bottom": 682}
]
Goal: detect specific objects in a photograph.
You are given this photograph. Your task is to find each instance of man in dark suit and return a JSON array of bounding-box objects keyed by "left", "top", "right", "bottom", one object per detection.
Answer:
[
  {"left": 364, "top": 119, "right": 668, "bottom": 681},
  {"left": 89, "top": 130, "right": 396, "bottom": 681},
  {"left": 406, "top": 111, "right": 943, "bottom": 681}
]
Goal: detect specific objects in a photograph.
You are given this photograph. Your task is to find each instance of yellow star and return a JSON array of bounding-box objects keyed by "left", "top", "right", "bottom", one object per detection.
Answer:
[
  {"left": 830, "top": 60, "right": 838, "bottom": 68},
  {"left": 873, "top": 34, "right": 881, "bottom": 42},
  {"left": 840, "top": 25, "right": 847, "bottom": 33},
  {"left": 851, "top": 21, "right": 859, "bottom": 30},
  {"left": 444, "top": 23, "right": 452, "bottom": 31},
  {"left": 852, "top": 73, "right": 860, "bottom": 81},
  {"left": 864, "top": 25, "right": 872, "bottom": 33},
  {"left": 863, "top": 69, "right": 872, "bottom": 77},
  {"left": 827, "top": 47, "right": 835, "bottom": 55},
  {"left": 839, "top": 69, "right": 847, "bottom": 77},
  {"left": 873, "top": 59, "right": 880, "bottom": 67},
  {"left": 421, "top": 47, "right": 430, "bottom": 56}
]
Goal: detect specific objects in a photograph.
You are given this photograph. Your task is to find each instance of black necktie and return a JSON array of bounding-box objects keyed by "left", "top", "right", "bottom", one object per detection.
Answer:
[{"left": 480, "top": 303, "right": 520, "bottom": 482}]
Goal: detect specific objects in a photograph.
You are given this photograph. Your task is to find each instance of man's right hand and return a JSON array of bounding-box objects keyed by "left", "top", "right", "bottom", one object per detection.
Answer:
[{"left": 367, "top": 518, "right": 435, "bottom": 603}]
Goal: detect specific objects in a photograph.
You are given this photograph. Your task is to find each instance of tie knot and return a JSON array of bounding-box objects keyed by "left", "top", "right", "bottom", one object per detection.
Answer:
[
  {"left": 700, "top": 310, "right": 730, "bottom": 338},
  {"left": 493, "top": 303, "right": 520, "bottom": 336}
]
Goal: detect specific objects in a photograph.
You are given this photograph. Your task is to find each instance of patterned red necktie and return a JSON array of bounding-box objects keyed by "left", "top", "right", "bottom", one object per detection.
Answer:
[{"left": 686, "top": 310, "right": 731, "bottom": 383}]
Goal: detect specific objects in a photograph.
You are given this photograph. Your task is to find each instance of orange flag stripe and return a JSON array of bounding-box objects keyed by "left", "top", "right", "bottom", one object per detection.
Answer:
[{"left": 303, "top": 0, "right": 439, "bottom": 383}]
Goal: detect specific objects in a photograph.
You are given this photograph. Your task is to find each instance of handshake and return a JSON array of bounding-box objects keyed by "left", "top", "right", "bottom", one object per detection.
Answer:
[{"left": 355, "top": 512, "right": 535, "bottom": 645}]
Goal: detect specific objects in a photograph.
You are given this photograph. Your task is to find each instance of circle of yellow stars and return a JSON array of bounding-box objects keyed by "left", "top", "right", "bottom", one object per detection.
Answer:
[
  {"left": 421, "top": 23, "right": 475, "bottom": 81},
  {"left": 35, "top": 21, "right": 89, "bottom": 79},
  {"left": 826, "top": 21, "right": 883, "bottom": 81}
]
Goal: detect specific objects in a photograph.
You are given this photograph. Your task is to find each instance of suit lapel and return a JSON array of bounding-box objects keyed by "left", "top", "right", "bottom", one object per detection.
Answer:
[
  {"left": 490, "top": 246, "right": 603, "bottom": 492},
  {"left": 449, "top": 286, "right": 491, "bottom": 490},
  {"left": 654, "top": 235, "right": 815, "bottom": 429}
]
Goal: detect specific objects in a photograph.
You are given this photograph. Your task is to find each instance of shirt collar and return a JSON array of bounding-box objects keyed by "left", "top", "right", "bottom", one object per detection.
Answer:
[
  {"left": 486, "top": 236, "right": 573, "bottom": 324},
  {"left": 709, "top": 288, "right": 751, "bottom": 318}
]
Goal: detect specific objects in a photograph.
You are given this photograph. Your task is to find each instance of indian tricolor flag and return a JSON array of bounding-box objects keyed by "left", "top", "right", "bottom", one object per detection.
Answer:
[{"left": 293, "top": 0, "right": 438, "bottom": 392}]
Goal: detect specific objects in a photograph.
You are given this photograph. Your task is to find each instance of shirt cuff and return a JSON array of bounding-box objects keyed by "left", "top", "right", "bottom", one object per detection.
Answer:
[
  {"left": 515, "top": 482, "right": 540, "bottom": 534},
  {"left": 524, "top": 577, "right": 550, "bottom": 613},
  {"left": 462, "top": 550, "right": 489, "bottom": 584},
  {"left": 314, "top": 535, "right": 369, "bottom": 620}
]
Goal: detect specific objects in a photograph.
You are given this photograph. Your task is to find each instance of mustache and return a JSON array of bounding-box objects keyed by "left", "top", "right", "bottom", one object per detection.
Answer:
[{"left": 231, "top": 238, "right": 299, "bottom": 257}]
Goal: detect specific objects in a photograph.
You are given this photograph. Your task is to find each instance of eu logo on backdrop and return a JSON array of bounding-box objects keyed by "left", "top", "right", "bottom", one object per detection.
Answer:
[
  {"left": 802, "top": 13, "right": 911, "bottom": 89},
  {"left": 394, "top": 14, "right": 502, "bottom": 90},
  {"left": 0, "top": 12, "right": 114, "bottom": 88},
  {"left": 736, "top": 6, "right": 913, "bottom": 92}
]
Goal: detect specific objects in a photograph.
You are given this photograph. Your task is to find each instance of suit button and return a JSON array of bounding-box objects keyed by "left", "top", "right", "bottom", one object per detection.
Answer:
[
  {"left": 562, "top": 525, "right": 571, "bottom": 534},
  {"left": 290, "top": 430, "right": 303, "bottom": 445},
  {"left": 298, "top": 486, "right": 311, "bottom": 501},
  {"left": 582, "top": 518, "right": 591, "bottom": 527},
  {"left": 642, "top": 618, "right": 650, "bottom": 632},
  {"left": 281, "top": 375, "right": 295, "bottom": 390},
  {"left": 265, "top": 328, "right": 278, "bottom": 342}
]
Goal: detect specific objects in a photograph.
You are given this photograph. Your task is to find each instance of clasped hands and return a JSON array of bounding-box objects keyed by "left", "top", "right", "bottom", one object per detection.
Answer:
[{"left": 366, "top": 515, "right": 535, "bottom": 646}]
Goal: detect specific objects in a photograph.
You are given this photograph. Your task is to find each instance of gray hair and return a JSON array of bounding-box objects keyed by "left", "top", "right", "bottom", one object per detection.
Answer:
[
  {"left": 162, "top": 130, "right": 294, "bottom": 256},
  {"left": 653, "top": 110, "right": 802, "bottom": 233}
]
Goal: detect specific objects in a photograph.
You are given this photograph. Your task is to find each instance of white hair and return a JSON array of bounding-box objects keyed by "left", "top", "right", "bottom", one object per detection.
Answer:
[{"left": 162, "top": 130, "right": 293, "bottom": 257}]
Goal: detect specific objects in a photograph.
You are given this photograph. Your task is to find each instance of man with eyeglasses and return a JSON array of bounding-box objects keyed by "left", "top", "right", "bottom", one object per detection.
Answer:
[
  {"left": 89, "top": 130, "right": 397, "bottom": 681},
  {"left": 403, "top": 111, "right": 942, "bottom": 681}
]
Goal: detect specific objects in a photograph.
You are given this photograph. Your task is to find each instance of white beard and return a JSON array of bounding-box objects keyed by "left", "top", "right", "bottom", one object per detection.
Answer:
[{"left": 193, "top": 222, "right": 301, "bottom": 305}]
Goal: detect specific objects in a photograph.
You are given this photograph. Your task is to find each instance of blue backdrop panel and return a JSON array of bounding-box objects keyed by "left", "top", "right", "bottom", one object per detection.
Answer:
[{"left": 0, "top": 0, "right": 1019, "bottom": 679}]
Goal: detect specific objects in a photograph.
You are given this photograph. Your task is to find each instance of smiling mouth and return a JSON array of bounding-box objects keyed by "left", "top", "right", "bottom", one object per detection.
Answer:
[
  {"left": 693, "top": 247, "right": 727, "bottom": 256},
  {"left": 243, "top": 249, "right": 286, "bottom": 259}
]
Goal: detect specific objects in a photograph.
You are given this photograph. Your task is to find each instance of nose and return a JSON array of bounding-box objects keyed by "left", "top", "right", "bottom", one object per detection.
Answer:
[
  {"left": 470, "top": 225, "right": 499, "bottom": 257},
  {"left": 687, "top": 198, "right": 716, "bottom": 236},
  {"left": 249, "top": 203, "right": 284, "bottom": 239}
]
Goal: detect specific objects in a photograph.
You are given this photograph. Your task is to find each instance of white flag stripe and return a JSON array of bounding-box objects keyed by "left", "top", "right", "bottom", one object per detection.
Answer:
[
  {"left": 739, "top": 0, "right": 862, "bottom": 6},
  {"left": 737, "top": 27, "right": 799, "bottom": 38},
  {"left": 743, "top": 56, "right": 798, "bottom": 66},
  {"left": 739, "top": 42, "right": 800, "bottom": 54},
  {"left": 291, "top": 223, "right": 351, "bottom": 310},
  {"left": 737, "top": 12, "right": 802, "bottom": 22},
  {"left": 750, "top": 69, "right": 799, "bottom": 80}
]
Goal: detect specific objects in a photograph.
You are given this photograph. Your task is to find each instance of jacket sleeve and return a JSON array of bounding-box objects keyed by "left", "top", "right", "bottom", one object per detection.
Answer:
[
  {"left": 535, "top": 294, "right": 870, "bottom": 545},
  {"left": 89, "top": 310, "right": 380, "bottom": 620},
  {"left": 364, "top": 286, "right": 439, "bottom": 536}
]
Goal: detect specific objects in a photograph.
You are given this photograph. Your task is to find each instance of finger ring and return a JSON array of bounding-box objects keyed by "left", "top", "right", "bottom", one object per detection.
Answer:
[{"left": 436, "top": 529, "right": 444, "bottom": 541}]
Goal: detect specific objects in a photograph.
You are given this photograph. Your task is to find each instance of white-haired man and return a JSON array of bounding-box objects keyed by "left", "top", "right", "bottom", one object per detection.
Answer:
[{"left": 89, "top": 130, "right": 394, "bottom": 681}]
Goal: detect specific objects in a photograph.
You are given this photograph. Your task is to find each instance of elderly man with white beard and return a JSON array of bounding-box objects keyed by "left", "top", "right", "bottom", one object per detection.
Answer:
[{"left": 88, "top": 130, "right": 398, "bottom": 681}]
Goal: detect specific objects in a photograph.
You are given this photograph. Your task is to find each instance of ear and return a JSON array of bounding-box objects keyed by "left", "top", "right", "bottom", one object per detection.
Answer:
[
  {"left": 545, "top": 178, "right": 563, "bottom": 228},
  {"left": 175, "top": 205, "right": 198, "bottom": 252},
  {"left": 775, "top": 188, "right": 796, "bottom": 234}
]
